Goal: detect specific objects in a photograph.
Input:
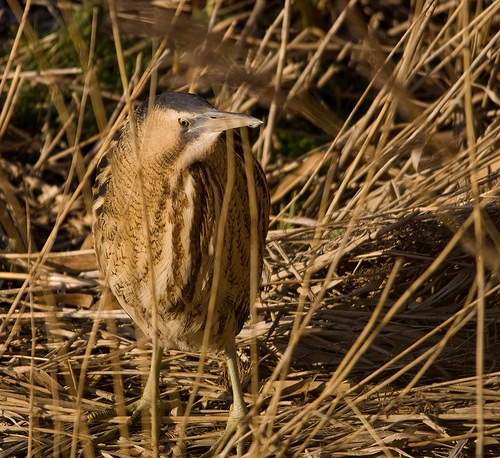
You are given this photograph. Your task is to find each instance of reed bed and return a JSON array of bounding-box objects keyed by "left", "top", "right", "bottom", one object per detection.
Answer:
[{"left": 1, "top": 0, "right": 500, "bottom": 456}]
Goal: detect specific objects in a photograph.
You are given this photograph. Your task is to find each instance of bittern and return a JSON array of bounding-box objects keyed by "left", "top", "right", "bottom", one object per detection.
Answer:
[{"left": 92, "top": 92, "right": 269, "bottom": 455}]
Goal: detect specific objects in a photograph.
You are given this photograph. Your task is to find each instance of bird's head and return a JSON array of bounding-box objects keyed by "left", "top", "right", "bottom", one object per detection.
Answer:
[{"left": 125, "top": 92, "right": 262, "bottom": 170}]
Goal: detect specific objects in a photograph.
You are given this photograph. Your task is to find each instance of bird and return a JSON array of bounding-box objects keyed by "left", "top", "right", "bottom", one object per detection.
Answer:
[{"left": 91, "top": 91, "right": 269, "bottom": 455}]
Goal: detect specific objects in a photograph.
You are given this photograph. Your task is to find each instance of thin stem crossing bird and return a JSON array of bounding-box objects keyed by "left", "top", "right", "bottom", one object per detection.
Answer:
[{"left": 91, "top": 92, "right": 269, "bottom": 455}]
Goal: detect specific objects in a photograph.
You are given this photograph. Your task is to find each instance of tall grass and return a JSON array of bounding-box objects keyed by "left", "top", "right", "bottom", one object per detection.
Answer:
[{"left": 1, "top": 1, "right": 500, "bottom": 456}]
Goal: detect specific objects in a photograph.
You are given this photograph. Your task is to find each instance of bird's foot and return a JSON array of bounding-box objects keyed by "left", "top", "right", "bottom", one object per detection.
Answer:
[
  {"left": 87, "top": 395, "right": 179, "bottom": 426},
  {"left": 200, "top": 403, "right": 249, "bottom": 458}
]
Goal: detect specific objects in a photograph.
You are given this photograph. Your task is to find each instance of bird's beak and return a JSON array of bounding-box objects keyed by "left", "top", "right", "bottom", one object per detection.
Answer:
[{"left": 194, "top": 110, "right": 263, "bottom": 133}]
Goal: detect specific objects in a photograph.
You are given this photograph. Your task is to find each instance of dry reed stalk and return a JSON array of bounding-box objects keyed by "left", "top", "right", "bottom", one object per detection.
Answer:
[{"left": 1, "top": 0, "right": 500, "bottom": 457}]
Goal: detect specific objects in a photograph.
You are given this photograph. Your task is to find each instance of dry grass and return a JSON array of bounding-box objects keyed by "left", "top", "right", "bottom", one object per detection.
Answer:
[{"left": 1, "top": 0, "right": 500, "bottom": 457}]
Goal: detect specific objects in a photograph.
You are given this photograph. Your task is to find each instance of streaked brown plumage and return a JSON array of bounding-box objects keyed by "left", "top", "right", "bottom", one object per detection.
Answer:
[{"left": 92, "top": 92, "right": 269, "bottom": 455}]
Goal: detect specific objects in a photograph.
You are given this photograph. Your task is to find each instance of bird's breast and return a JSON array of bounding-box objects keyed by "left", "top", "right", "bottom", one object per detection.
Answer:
[{"left": 94, "top": 164, "right": 224, "bottom": 348}]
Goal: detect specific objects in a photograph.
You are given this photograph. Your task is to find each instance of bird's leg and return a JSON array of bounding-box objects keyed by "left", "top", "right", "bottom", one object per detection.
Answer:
[
  {"left": 88, "top": 345, "right": 168, "bottom": 426},
  {"left": 123, "top": 345, "right": 164, "bottom": 426},
  {"left": 225, "top": 345, "right": 249, "bottom": 454},
  {"left": 201, "top": 346, "right": 249, "bottom": 458}
]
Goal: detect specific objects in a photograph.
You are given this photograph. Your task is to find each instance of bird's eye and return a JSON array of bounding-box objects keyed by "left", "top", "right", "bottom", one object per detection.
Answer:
[{"left": 178, "top": 118, "right": 190, "bottom": 127}]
